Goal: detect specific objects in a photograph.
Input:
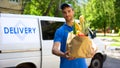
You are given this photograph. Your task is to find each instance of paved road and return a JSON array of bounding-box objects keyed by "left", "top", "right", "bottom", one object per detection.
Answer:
[
  {"left": 103, "top": 50, "right": 120, "bottom": 68},
  {"left": 99, "top": 36, "right": 120, "bottom": 68},
  {"left": 103, "top": 56, "right": 120, "bottom": 68}
]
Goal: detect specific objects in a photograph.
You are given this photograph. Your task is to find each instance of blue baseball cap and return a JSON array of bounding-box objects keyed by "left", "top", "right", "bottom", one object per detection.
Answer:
[{"left": 60, "top": 3, "right": 73, "bottom": 10}]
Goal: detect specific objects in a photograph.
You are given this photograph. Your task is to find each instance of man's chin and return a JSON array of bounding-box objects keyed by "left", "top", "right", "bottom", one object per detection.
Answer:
[{"left": 66, "top": 18, "right": 72, "bottom": 22}]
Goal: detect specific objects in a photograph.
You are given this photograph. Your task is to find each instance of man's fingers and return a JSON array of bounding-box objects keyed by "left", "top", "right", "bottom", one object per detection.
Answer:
[
  {"left": 65, "top": 51, "right": 69, "bottom": 54},
  {"left": 64, "top": 51, "right": 75, "bottom": 60},
  {"left": 68, "top": 57, "right": 75, "bottom": 60}
]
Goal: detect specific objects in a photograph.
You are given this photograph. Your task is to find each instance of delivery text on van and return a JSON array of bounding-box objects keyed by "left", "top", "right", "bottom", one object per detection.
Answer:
[{"left": 4, "top": 27, "right": 36, "bottom": 34}]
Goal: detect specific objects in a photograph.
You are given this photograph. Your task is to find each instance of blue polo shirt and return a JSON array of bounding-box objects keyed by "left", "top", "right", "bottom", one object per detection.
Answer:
[{"left": 54, "top": 23, "right": 87, "bottom": 68}]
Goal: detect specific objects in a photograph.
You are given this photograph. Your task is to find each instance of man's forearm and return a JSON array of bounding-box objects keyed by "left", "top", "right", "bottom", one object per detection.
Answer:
[{"left": 52, "top": 48, "right": 65, "bottom": 57}]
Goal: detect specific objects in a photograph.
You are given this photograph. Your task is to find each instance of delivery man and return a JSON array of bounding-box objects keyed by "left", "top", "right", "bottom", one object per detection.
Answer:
[{"left": 52, "top": 3, "right": 87, "bottom": 68}]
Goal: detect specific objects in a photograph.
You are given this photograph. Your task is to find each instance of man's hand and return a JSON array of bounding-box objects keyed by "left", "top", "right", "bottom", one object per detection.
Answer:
[
  {"left": 64, "top": 51, "right": 75, "bottom": 60},
  {"left": 52, "top": 42, "right": 75, "bottom": 60}
]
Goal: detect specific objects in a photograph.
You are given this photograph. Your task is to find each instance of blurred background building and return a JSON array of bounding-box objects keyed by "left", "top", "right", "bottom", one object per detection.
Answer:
[{"left": 0, "top": 0, "right": 23, "bottom": 14}]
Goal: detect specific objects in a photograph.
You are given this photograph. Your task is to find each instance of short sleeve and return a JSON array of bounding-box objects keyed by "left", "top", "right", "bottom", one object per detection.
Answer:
[{"left": 54, "top": 29, "right": 63, "bottom": 42}]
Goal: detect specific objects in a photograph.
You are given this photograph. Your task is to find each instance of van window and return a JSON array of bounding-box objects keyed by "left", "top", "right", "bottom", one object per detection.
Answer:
[{"left": 41, "top": 20, "right": 64, "bottom": 40}]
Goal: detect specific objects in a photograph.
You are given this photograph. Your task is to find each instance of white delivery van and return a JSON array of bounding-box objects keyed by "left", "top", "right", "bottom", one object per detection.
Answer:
[
  {"left": 0, "top": 13, "right": 106, "bottom": 68},
  {"left": 0, "top": 13, "right": 42, "bottom": 68}
]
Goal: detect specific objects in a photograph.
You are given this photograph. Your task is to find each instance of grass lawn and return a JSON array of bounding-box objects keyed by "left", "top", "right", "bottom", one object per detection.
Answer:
[
  {"left": 97, "top": 35, "right": 120, "bottom": 47},
  {"left": 110, "top": 42, "right": 120, "bottom": 46}
]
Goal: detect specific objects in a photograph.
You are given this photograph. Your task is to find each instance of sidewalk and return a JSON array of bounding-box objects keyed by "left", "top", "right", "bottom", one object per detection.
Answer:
[
  {"left": 96, "top": 33, "right": 120, "bottom": 50},
  {"left": 107, "top": 46, "right": 120, "bottom": 50},
  {"left": 96, "top": 33, "right": 119, "bottom": 36}
]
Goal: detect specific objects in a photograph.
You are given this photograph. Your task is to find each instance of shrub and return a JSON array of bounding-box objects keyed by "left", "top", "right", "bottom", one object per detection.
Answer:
[{"left": 118, "top": 29, "right": 120, "bottom": 36}]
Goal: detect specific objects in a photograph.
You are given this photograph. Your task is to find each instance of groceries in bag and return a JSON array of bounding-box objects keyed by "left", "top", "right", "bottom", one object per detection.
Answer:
[{"left": 66, "top": 15, "right": 97, "bottom": 58}]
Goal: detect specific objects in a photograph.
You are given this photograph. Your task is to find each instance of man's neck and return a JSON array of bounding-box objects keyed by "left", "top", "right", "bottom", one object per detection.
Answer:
[{"left": 66, "top": 19, "right": 74, "bottom": 26}]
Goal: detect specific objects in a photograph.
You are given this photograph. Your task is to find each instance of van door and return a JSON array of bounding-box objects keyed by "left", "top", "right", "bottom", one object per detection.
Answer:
[
  {"left": 0, "top": 14, "right": 42, "bottom": 68},
  {"left": 40, "top": 20, "right": 64, "bottom": 68}
]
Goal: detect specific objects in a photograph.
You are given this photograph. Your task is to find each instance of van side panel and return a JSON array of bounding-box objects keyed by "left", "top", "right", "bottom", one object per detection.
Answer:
[
  {"left": 40, "top": 20, "right": 65, "bottom": 68},
  {"left": 0, "top": 14, "right": 41, "bottom": 68}
]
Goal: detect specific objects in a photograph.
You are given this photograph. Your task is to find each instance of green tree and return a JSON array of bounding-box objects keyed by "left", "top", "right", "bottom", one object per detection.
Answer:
[
  {"left": 23, "top": 0, "right": 65, "bottom": 16},
  {"left": 24, "top": 0, "right": 55, "bottom": 16},
  {"left": 23, "top": 0, "right": 81, "bottom": 18},
  {"left": 114, "top": 0, "right": 120, "bottom": 32},
  {"left": 81, "top": 0, "right": 115, "bottom": 34}
]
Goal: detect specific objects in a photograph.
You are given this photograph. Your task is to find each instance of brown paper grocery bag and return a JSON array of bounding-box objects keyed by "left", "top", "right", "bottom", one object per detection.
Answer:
[{"left": 66, "top": 32, "right": 97, "bottom": 58}]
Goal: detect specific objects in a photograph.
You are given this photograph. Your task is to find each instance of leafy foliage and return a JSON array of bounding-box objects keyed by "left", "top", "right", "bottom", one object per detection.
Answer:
[
  {"left": 114, "top": 0, "right": 120, "bottom": 29},
  {"left": 23, "top": 0, "right": 81, "bottom": 18},
  {"left": 23, "top": 0, "right": 120, "bottom": 32},
  {"left": 82, "top": 0, "right": 115, "bottom": 30}
]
